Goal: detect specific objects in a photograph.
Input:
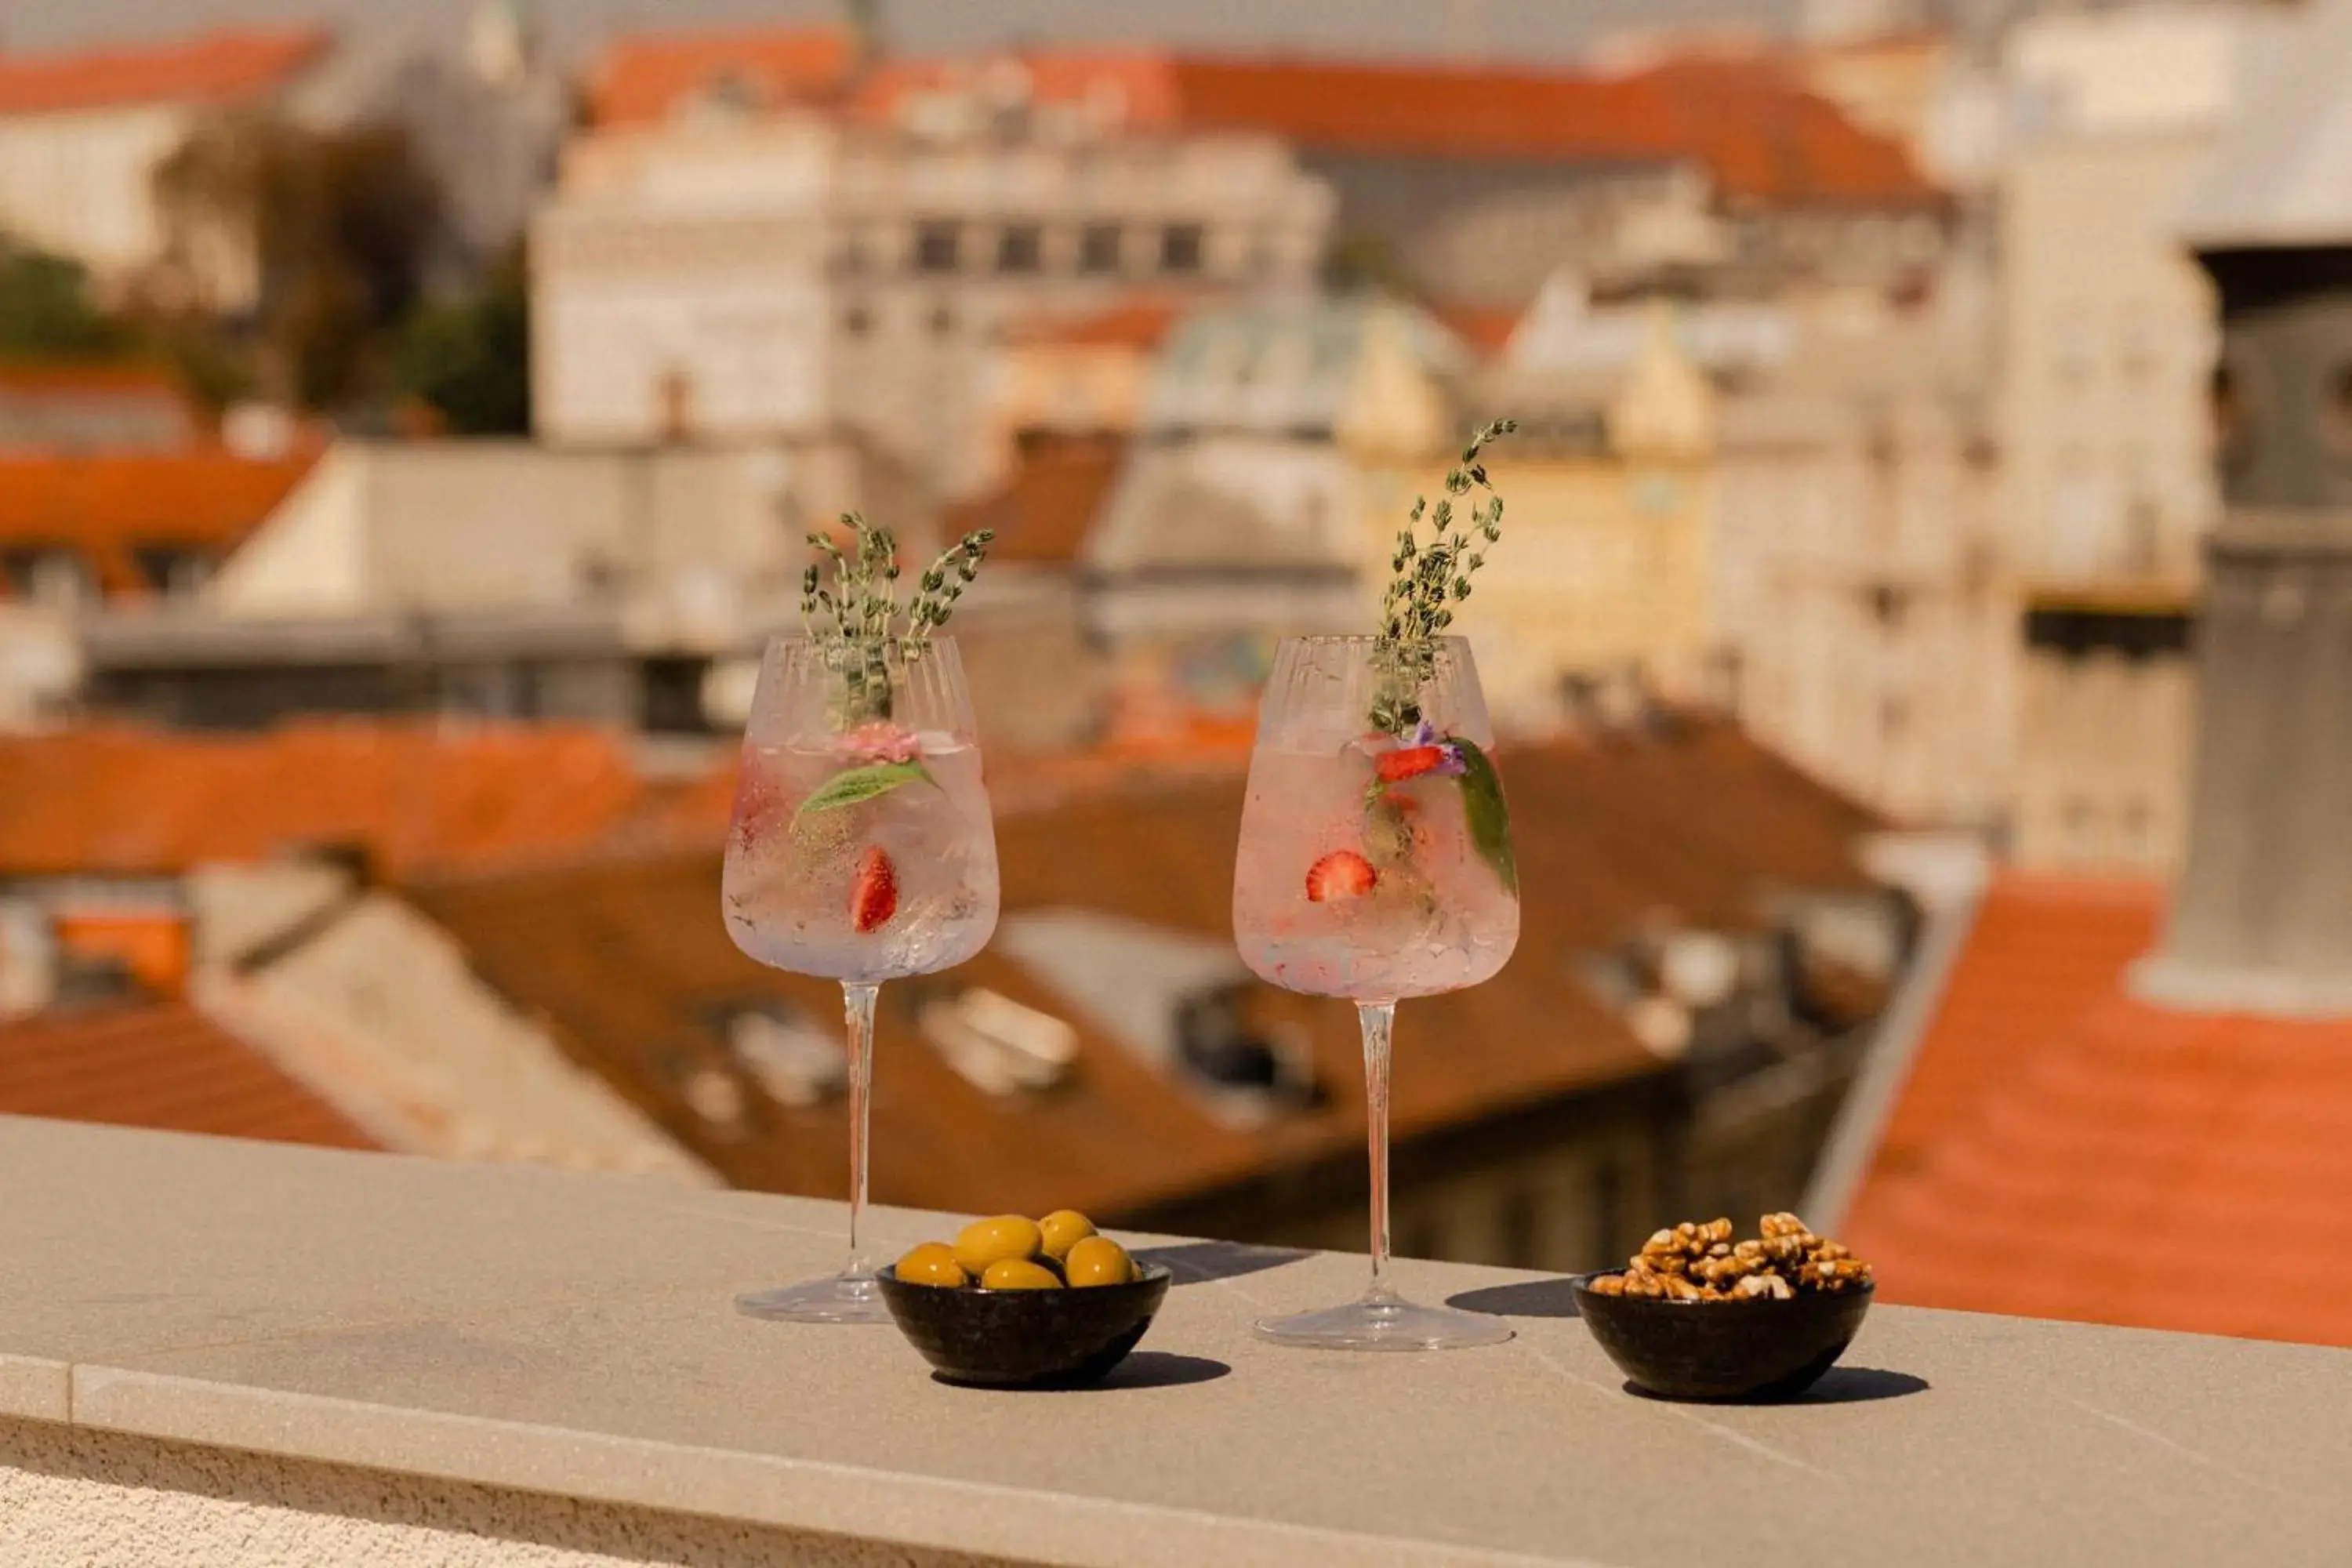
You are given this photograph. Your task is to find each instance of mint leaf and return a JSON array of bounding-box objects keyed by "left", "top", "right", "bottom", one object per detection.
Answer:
[
  {"left": 791, "top": 760, "right": 935, "bottom": 825},
  {"left": 1450, "top": 738, "right": 1516, "bottom": 896}
]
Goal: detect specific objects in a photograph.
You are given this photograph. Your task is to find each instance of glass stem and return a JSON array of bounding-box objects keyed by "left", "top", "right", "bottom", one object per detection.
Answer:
[
  {"left": 1359, "top": 999, "right": 1399, "bottom": 1304},
  {"left": 841, "top": 981, "right": 879, "bottom": 1279}
]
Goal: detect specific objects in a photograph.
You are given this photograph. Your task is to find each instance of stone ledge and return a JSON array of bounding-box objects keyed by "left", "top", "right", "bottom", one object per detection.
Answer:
[{"left": 0, "top": 1116, "right": 2347, "bottom": 1567}]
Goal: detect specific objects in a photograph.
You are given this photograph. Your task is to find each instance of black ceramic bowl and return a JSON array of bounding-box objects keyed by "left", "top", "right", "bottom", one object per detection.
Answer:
[
  {"left": 877, "top": 1264, "right": 1173, "bottom": 1388},
  {"left": 1570, "top": 1271, "right": 1873, "bottom": 1402}
]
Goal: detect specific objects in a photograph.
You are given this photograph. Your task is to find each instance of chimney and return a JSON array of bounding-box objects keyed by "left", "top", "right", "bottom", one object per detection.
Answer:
[{"left": 2132, "top": 0, "right": 2352, "bottom": 1016}]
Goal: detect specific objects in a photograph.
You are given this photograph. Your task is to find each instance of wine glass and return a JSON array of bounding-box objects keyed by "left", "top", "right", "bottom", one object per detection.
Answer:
[
  {"left": 722, "top": 634, "right": 1000, "bottom": 1322},
  {"left": 1232, "top": 634, "right": 1520, "bottom": 1349}
]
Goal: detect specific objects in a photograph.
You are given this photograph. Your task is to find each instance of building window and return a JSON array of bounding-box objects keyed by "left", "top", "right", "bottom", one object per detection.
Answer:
[
  {"left": 1078, "top": 223, "right": 1123, "bottom": 274},
  {"left": 996, "top": 224, "right": 1042, "bottom": 274},
  {"left": 1160, "top": 223, "right": 1204, "bottom": 274},
  {"left": 132, "top": 546, "right": 213, "bottom": 598},
  {"left": 913, "top": 220, "right": 960, "bottom": 274},
  {"left": 1, "top": 549, "right": 96, "bottom": 609},
  {"left": 928, "top": 303, "right": 957, "bottom": 337},
  {"left": 659, "top": 368, "right": 695, "bottom": 443},
  {"left": 2320, "top": 361, "right": 2352, "bottom": 463},
  {"left": 841, "top": 303, "right": 873, "bottom": 339}
]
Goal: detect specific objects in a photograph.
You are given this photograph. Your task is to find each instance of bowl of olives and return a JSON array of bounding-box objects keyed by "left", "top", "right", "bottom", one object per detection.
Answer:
[{"left": 877, "top": 1210, "right": 1172, "bottom": 1388}]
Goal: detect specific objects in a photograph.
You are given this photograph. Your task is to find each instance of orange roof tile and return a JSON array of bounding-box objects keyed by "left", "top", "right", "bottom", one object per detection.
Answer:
[
  {"left": 0, "top": 1001, "right": 373, "bottom": 1149},
  {"left": 582, "top": 33, "right": 1936, "bottom": 208},
  {"left": 1162, "top": 53, "right": 1937, "bottom": 205},
  {"left": 946, "top": 432, "right": 1126, "bottom": 567},
  {"left": 408, "top": 720, "right": 1882, "bottom": 1222},
  {"left": 1843, "top": 873, "right": 2352, "bottom": 1348},
  {"left": 0, "top": 449, "right": 314, "bottom": 597},
  {"left": 1430, "top": 303, "right": 1521, "bottom": 356},
  {"left": 1004, "top": 298, "right": 1185, "bottom": 350},
  {"left": 0, "top": 29, "right": 328, "bottom": 117},
  {"left": 586, "top": 27, "right": 854, "bottom": 125},
  {"left": 0, "top": 723, "right": 657, "bottom": 880}
]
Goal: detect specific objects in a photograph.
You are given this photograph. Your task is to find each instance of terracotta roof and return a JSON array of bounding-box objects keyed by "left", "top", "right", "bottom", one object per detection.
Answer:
[
  {"left": 1160, "top": 54, "right": 1938, "bottom": 205},
  {"left": 406, "top": 721, "right": 1883, "bottom": 1223},
  {"left": 0, "top": 450, "right": 314, "bottom": 598},
  {"left": 946, "top": 433, "right": 1127, "bottom": 567},
  {"left": 586, "top": 27, "right": 854, "bottom": 125},
  {"left": 0, "top": 723, "right": 657, "bottom": 880},
  {"left": 1429, "top": 303, "right": 1522, "bottom": 357},
  {"left": 0, "top": 362, "right": 199, "bottom": 456},
  {"left": 1004, "top": 299, "right": 1185, "bottom": 351},
  {"left": 0, "top": 1001, "right": 372, "bottom": 1150},
  {"left": 0, "top": 29, "right": 328, "bottom": 117},
  {"left": 1842, "top": 873, "right": 2352, "bottom": 1348},
  {"left": 583, "top": 34, "right": 1935, "bottom": 207}
]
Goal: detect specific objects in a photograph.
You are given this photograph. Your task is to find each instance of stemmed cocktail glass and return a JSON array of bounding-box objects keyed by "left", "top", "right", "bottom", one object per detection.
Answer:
[
  {"left": 723, "top": 633, "right": 1000, "bottom": 1322},
  {"left": 1233, "top": 633, "right": 1520, "bottom": 1349}
]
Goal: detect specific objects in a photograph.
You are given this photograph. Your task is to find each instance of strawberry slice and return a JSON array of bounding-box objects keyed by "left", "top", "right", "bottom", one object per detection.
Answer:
[
  {"left": 849, "top": 846, "right": 899, "bottom": 933},
  {"left": 1305, "top": 849, "right": 1377, "bottom": 903},
  {"left": 1375, "top": 746, "right": 1447, "bottom": 784}
]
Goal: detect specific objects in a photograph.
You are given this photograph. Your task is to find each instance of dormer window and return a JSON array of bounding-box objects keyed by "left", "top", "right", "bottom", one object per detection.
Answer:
[{"left": 915, "top": 985, "right": 1076, "bottom": 1095}]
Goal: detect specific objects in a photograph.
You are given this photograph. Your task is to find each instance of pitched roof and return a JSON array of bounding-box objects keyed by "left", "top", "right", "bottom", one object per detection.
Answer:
[
  {"left": 579, "top": 33, "right": 1935, "bottom": 208},
  {"left": 406, "top": 721, "right": 1884, "bottom": 1223},
  {"left": 0, "top": 29, "right": 329, "bottom": 118},
  {"left": 945, "top": 433, "right": 1126, "bottom": 566},
  {"left": 0, "top": 723, "right": 659, "bottom": 880},
  {"left": 1160, "top": 54, "right": 1937, "bottom": 205},
  {"left": 0, "top": 449, "right": 315, "bottom": 597},
  {"left": 0, "top": 1001, "right": 373, "bottom": 1150},
  {"left": 586, "top": 27, "right": 854, "bottom": 125},
  {"left": 1842, "top": 873, "right": 2352, "bottom": 1348}
]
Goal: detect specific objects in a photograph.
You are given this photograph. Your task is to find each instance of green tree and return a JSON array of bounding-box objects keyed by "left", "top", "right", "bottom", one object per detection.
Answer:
[
  {"left": 0, "top": 248, "right": 125, "bottom": 358},
  {"left": 397, "top": 252, "right": 531, "bottom": 435}
]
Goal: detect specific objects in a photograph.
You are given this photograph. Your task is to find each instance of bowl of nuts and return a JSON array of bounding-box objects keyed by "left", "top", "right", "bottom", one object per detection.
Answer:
[
  {"left": 877, "top": 1210, "right": 1172, "bottom": 1388},
  {"left": 1572, "top": 1213, "right": 1875, "bottom": 1402}
]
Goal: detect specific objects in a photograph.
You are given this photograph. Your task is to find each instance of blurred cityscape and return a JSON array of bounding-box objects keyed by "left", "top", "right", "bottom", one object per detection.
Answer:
[{"left": 0, "top": 0, "right": 2346, "bottom": 1347}]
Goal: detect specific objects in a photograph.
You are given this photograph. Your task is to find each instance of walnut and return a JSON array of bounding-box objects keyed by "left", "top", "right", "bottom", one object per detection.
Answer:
[
  {"left": 1589, "top": 1273, "right": 1627, "bottom": 1297},
  {"left": 1610, "top": 1214, "right": 1871, "bottom": 1302},
  {"left": 1809, "top": 1258, "right": 1873, "bottom": 1293},
  {"left": 1733, "top": 1272, "right": 1794, "bottom": 1301}
]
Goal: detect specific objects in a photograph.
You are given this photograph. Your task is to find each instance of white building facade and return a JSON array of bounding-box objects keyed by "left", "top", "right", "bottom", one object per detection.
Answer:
[{"left": 531, "top": 77, "right": 1333, "bottom": 496}]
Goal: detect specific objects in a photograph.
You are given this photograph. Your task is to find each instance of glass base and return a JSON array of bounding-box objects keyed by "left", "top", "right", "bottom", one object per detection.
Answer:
[
  {"left": 1254, "top": 1294, "right": 1514, "bottom": 1352},
  {"left": 735, "top": 1272, "right": 890, "bottom": 1324}
]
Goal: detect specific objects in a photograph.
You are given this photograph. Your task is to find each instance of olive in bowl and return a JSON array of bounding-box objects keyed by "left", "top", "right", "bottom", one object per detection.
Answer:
[{"left": 878, "top": 1215, "right": 1171, "bottom": 1388}]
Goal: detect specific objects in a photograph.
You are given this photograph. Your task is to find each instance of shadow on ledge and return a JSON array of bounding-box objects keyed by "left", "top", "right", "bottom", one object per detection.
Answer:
[
  {"left": 1622, "top": 1367, "right": 1929, "bottom": 1406},
  {"left": 1445, "top": 1279, "right": 1581, "bottom": 1319},
  {"left": 935, "top": 1352, "right": 1232, "bottom": 1393},
  {"left": 1134, "top": 1241, "right": 1311, "bottom": 1286}
]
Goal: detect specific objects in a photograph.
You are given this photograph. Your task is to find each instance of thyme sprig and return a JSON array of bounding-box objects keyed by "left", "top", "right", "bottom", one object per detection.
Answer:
[
  {"left": 1370, "top": 419, "right": 1514, "bottom": 735},
  {"left": 797, "top": 513, "right": 995, "bottom": 724}
]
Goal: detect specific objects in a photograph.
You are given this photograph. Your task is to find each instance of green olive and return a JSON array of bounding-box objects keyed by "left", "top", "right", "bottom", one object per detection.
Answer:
[
  {"left": 953, "top": 1214, "right": 1043, "bottom": 1276},
  {"left": 1037, "top": 1209, "right": 1098, "bottom": 1262},
  {"left": 1062, "top": 1236, "right": 1137, "bottom": 1287},
  {"left": 894, "top": 1242, "right": 968, "bottom": 1288},
  {"left": 980, "top": 1258, "right": 1063, "bottom": 1290}
]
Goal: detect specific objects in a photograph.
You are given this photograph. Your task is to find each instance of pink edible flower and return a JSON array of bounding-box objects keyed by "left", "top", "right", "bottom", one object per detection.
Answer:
[{"left": 837, "top": 721, "right": 922, "bottom": 765}]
